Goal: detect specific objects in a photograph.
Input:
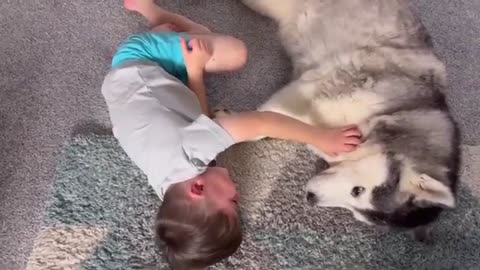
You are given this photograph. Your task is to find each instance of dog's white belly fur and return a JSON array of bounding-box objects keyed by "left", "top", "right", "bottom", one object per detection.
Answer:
[
  {"left": 260, "top": 82, "right": 386, "bottom": 128},
  {"left": 310, "top": 92, "right": 385, "bottom": 127}
]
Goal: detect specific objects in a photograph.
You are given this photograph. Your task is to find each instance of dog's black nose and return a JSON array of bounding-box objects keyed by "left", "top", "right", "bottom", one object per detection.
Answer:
[{"left": 306, "top": 192, "right": 318, "bottom": 205}]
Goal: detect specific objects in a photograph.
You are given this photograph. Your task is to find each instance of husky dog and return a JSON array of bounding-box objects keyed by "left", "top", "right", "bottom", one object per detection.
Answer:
[{"left": 242, "top": 0, "right": 460, "bottom": 239}]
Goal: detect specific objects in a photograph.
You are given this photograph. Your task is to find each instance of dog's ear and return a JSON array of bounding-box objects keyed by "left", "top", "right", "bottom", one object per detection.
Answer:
[{"left": 410, "top": 174, "right": 455, "bottom": 208}]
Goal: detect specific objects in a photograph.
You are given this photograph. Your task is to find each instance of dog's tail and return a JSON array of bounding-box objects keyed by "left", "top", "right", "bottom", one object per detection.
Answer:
[{"left": 241, "top": 0, "right": 299, "bottom": 23}]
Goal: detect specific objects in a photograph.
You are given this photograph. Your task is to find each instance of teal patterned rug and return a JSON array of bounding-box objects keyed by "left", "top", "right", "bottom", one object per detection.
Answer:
[{"left": 27, "top": 134, "right": 480, "bottom": 270}]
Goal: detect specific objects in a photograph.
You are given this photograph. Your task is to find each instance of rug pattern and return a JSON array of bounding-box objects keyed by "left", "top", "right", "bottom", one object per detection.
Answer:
[{"left": 27, "top": 135, "right": 480, "bottom": 270}]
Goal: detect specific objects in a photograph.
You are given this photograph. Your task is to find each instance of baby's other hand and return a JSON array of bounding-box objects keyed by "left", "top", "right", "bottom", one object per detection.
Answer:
[{"left": 180, "top": 38, "right": 212, "bottom": 78}]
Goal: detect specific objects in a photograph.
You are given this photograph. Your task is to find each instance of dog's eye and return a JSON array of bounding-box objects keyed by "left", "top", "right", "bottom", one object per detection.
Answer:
[{"left": 351, "top": 186, "right": 365, "bottom": 198}]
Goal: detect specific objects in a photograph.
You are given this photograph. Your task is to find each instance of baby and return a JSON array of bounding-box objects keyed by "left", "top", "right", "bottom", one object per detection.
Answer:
[{"left": 101, "top": 0, "right": 362, "bottom": 269}]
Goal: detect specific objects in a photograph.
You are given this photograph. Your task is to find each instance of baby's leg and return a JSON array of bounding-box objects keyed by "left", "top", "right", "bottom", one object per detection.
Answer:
[
  {"left": 151, "top": 23, "right": 180, "bottom": 32},
  {"left": 188, "top": 33, "right": 248, "bottom": 73},
  {"left": 125, "top": 0, "right": 247, "bottom": 73},
  {"left": 125, "top": 0, "right": 210, "bottom": 33}
]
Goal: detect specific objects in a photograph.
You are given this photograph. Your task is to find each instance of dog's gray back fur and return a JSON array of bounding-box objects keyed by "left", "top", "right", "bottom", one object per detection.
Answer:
[{"left": 242, "top": 0, "right": 460, "bottom": 235}]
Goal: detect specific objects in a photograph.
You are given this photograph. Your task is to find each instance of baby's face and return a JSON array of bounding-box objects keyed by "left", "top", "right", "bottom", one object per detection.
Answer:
[
  {"left": 186, "top": 166, "right": 239, "bottom": 215},
  {"left": 203, "top": 166, "right": 239, "bottom": 214}
]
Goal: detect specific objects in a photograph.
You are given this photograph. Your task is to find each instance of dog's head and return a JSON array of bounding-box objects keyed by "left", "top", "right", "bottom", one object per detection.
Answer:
[
  {"left": 306, "top": 154, "right": 454, "bottom": 228},
  {"left": 306, "top": 110, "right": 459, "bottom": 230}
]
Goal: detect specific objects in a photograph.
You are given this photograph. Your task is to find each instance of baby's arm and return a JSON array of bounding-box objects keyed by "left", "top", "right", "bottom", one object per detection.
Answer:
[
  {"left": 215, "top": 111, "right": 361, "bottom": 156},
  {"left": 187, "top": 74, "right": 210, "bottom": 117},
  {"left": 181, "top": 38, "right": 212, "bottom": 117}
]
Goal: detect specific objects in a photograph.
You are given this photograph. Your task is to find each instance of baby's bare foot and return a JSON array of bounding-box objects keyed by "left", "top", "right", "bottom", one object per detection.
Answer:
[{"left": 124, "top": 0, "right": 153, "bottom": 13}]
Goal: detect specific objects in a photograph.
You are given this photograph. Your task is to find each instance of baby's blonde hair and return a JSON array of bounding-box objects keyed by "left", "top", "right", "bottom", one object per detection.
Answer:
[{"left": 155, "top": 183, "right": 242, "bottom": 269}]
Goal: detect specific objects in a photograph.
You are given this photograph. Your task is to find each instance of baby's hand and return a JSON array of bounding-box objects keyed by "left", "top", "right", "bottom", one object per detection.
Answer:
[
  {"left": 312, "top": 125, "right": 362, "bottom": 156},
  {"left": 180, "top": 38, "right": 212, "bottom": 78}
]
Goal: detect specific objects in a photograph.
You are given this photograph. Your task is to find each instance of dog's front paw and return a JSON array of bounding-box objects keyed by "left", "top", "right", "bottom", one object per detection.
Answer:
[{"left": 213, "top": 107, "right": 233, "bottom": 118}]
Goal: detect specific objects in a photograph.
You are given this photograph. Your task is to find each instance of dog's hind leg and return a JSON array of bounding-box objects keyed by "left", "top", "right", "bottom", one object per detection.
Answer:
[{"left": 241, "top": 0, "right": 298, "bottom": 23}]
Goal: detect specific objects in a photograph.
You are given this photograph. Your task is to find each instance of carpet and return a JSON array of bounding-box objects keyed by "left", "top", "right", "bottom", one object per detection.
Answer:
[{"left": 26, "top": 134, "right": 480, "bottom": 270}]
